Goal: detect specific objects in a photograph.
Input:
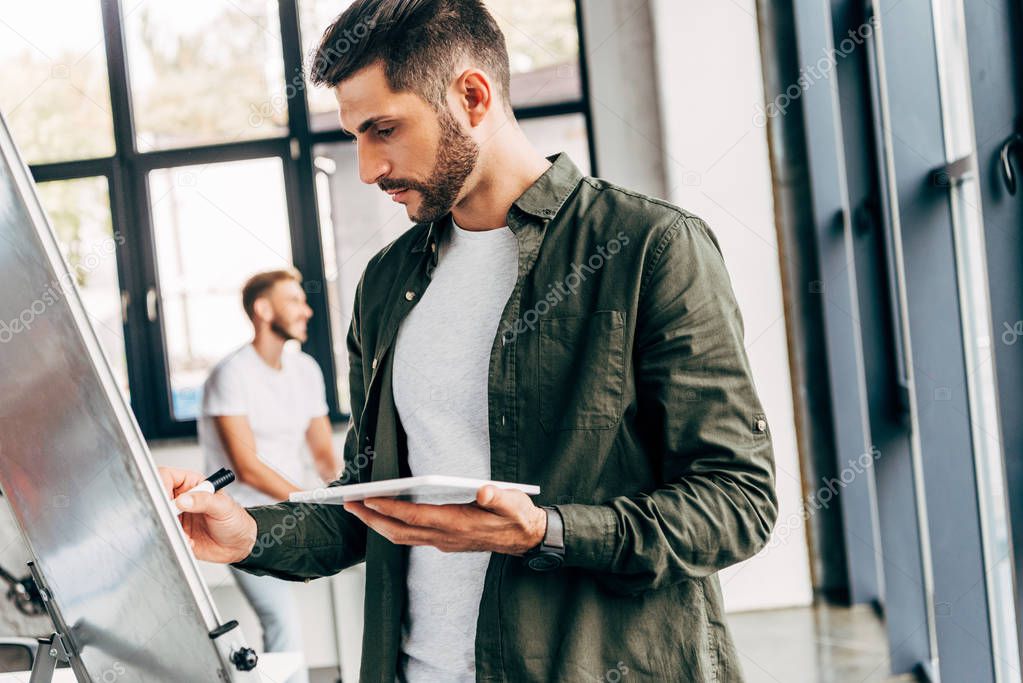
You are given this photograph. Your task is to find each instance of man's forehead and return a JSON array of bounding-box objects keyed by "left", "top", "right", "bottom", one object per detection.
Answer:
[
  {"left": 334, "top": 63, "right": 393, "bottom": 131},
  {"left": 272, "top": 280, "right": 304, "bottom": 297}
]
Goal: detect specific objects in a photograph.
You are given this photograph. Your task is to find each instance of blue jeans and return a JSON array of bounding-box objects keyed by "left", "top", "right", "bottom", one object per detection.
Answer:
[{"left": 229, "top": 566, "right": 309, "bottom": 683}]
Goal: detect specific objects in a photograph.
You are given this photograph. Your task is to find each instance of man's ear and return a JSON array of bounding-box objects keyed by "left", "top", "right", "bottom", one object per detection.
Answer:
[
  {"left": 455, "top": 69, "right": 493, "bottom": 127},
  {"left": 253, "top": 297, "right": 273, "bottom": 323}
]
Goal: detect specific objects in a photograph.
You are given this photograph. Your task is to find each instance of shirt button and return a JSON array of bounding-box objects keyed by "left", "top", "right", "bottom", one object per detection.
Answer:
[{"left": 405, "top": 290, "right": 416, "bottom": 301}]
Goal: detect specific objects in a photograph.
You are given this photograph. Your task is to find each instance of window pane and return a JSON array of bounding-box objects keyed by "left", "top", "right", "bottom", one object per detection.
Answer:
[
  {"left": 149, "top": 158, "right": 292, "bottom": 420},
  {"left": 298, "top": 0, "right": 355, "bottom": 130},
  {"left": 518, "top": 113, "right": 590, "bottom": 173},
  {"left": 487, "top": 0, "right": 582, "bottom": 108},
  {"left": 0, "top": 2, "right": 115, "bottom": 164},
  {"left": 124, "top": 0, "right": 287, "bottom": 152},
  {"left": 931, "top": 0, "right": 1019, "bottom": 679},
  {"left": 297, "top": 0, "right": 582, "bottom": 130},
  {"left": 312, "top": 142, "right": 413, "bottom": 412},
  {"left": 36, "top": 177, "right": 129, "bottom": 397}
]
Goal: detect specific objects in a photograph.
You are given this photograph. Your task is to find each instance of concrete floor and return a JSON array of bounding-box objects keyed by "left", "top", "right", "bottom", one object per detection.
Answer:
[
  {"left": 308, "top": 603, "right": 915, "bottom": 683},
  {"left": 729, "top": 603, "right": 918, "bottom": 683},
  {"left": 309, "top": 666, "right": 342, "bottom": 683}
]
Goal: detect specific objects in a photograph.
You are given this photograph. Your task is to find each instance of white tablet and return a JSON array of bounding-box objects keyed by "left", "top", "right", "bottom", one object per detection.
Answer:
[{"left": 289, "top": 475, "right": 540, "bottom": 504}]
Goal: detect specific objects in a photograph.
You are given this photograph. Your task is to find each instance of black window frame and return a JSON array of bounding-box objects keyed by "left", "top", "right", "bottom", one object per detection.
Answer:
[{"left": 23, "top": 0, "right": 597, "bottom": 439}]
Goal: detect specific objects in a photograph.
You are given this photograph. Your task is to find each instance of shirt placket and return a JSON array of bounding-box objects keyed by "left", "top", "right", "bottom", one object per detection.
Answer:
[
  {"left": 486, "top": 212, "right": 548, "bottom": 484},
  {"left": 358, "top": 241, "right": 436, "bottom": 478}
]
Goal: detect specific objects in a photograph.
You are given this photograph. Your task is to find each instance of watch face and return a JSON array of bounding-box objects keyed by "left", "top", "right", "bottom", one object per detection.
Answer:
[{"left": 527, "top": 553, "right": 563, "bottom": 572}]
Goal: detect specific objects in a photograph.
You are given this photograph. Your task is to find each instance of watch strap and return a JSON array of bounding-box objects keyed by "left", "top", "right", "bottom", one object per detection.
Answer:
[{"left": 541, "top": 506, "right": 564, "bottom": 551}]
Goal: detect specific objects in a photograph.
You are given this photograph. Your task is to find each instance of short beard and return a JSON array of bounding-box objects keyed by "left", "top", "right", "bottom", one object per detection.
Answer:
[
  {"left": 378, "top": 108, "right": 479, "bottom": 223},
  {"left": 269, "top": 317, "right": 297, "bottom": 342}
]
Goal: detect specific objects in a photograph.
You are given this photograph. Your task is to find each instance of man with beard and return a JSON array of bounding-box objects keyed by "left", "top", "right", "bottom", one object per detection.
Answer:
[
  {"left": 197, "top": 268, "right": 339, "bottom": 683},
  {"left": 163, "top": 1, "right": 778, "bottom": 681}
]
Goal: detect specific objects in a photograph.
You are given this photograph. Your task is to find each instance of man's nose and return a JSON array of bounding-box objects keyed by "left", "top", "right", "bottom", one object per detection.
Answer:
[{"left": 358, "top": 147, "right": 390, "bottom": 185}]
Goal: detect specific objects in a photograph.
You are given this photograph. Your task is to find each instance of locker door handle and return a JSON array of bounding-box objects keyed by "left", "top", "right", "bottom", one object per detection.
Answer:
[{"left": 1000, "top": 131, "right": 1023, "bottom": 196}]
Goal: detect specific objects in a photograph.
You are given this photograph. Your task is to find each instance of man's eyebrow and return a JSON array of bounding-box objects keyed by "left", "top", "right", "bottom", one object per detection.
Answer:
[{"left": 342, "top": 116, "right": 386, "bottom": 137}]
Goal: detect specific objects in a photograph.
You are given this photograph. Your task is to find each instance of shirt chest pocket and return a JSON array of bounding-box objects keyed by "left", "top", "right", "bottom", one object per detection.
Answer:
[{"left": 538, "top": 310, "right": 626, "bottom": 431}]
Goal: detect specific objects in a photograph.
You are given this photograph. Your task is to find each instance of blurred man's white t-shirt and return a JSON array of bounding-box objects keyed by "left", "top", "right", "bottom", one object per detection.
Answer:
[{"left": 198, "top": 343, "right": 329, "bottom": 507}]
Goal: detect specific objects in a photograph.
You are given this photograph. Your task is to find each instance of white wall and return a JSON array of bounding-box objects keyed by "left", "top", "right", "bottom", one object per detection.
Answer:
[
  {"left": 581, "top": 0, "right": 668, "bottom": 198},
  {"left": 581, "top": 0, "right": 811, "bottom": 612},
  {"left": 641, "top": 0, "right": 812, "bottom": 611}
]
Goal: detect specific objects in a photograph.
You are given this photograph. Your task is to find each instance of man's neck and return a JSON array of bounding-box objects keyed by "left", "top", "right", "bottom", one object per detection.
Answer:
[
  {"left": 451, "top": 140, "right": 551, "bottom": 231},
  {"left": 251, "top": 331, "right": 287, "bottom": 370}
]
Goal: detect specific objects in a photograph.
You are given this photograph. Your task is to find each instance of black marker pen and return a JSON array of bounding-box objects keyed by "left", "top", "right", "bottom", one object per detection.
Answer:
[{"left": 174, "top": 467, "right": 235, "bottom": 503}]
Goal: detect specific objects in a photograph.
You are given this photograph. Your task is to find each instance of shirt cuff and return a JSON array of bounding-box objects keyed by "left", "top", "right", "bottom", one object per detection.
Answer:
[
  {"left": 552, "top": 503, "right": 617, "bottom": 570},
  {"left": 229, "top": 505, "right": 306, "bottom": 579}
]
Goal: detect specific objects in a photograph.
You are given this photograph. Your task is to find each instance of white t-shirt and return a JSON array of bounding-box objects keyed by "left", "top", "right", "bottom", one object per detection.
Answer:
[
  {"left": 198, "top": 343, "right": 329, "bottom": 508},
  {"left": 392, "top": 218, "right": 519, "bottom": 682}
]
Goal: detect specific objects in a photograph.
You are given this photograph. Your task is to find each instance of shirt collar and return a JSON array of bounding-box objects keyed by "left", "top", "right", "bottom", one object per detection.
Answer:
[{"left": 411, "top": 153, "right": 584, "bottom": 253}]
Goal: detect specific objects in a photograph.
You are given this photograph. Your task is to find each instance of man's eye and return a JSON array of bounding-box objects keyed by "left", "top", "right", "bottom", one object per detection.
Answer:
[{"left": 377, "top": 127, "right": 395, "bottom": 139}]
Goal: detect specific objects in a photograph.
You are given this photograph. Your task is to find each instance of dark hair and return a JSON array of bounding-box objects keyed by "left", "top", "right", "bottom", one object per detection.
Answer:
[
  {"left": 242, "top": 268, "right": 302, "bottom": 320},
  {"left": 310, "top": 0, "right": 511, "bottom": 111}
]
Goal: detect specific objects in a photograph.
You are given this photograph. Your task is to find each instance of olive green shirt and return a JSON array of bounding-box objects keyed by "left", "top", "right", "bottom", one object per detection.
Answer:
[{"left": 234, "top": 153, "right": 778, "bottom": 682}]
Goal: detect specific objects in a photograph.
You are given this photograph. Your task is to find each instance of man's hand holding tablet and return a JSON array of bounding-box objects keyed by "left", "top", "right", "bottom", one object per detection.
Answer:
[{"left": 341, "top": 482, "right": 548, "bottom": 556}]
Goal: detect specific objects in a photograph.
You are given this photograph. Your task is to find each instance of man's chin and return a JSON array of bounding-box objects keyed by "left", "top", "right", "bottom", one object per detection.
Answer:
[
  {"left": 408, "top": 202, "right": 451, "bottom": 224},
  {"left": 405, "top": 197, "right": 425, "bottom": 222},
  {"left": 272, "top": 325, "right": 307, "bottom": 343}
]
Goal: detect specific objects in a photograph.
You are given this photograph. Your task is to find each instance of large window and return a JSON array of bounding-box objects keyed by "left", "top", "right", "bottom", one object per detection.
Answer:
[{"left": 2, "top": 0, "right": 595, "bottom": 438}]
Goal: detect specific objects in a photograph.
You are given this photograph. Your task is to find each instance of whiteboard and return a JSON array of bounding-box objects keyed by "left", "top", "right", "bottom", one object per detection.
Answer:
[{"left": 0, "top": 113, "right": 259, "bottom": 682}]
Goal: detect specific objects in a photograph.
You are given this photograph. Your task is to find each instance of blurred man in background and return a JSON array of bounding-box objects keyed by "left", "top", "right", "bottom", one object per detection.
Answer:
[{"left": 198, "top": 268, "right": 339, "bottom": 683}]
